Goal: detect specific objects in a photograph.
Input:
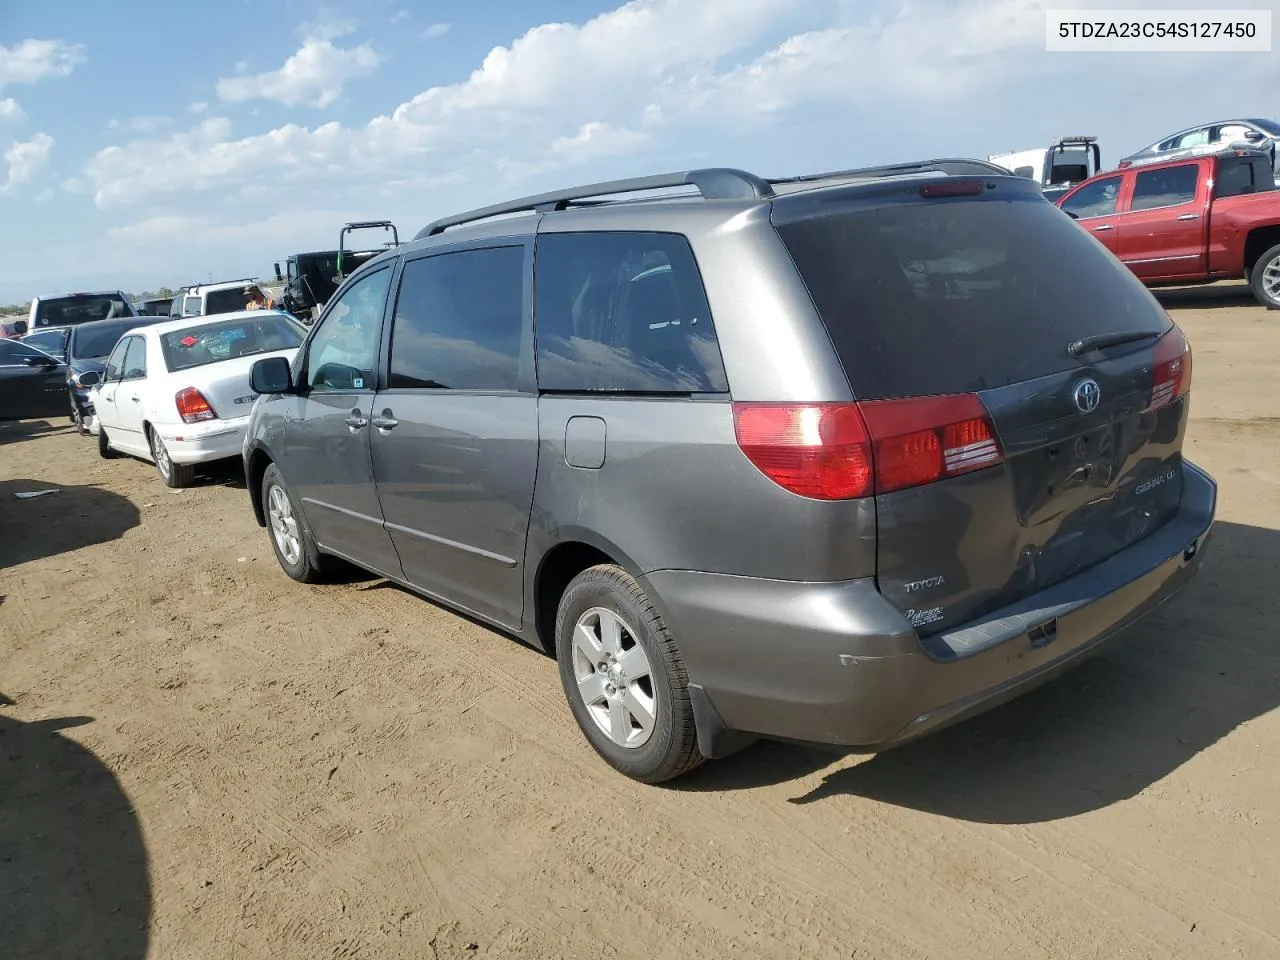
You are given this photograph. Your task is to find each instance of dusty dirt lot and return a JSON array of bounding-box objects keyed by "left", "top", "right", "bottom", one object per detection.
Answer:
[{"left": 3, "top": 286, "right": 1280, "bottom": 960}]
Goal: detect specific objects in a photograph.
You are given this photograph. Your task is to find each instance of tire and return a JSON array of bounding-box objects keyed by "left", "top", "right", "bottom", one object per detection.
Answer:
[
  {"left": 148, "top": 427, "right": 196, "bottom": 488},
  {"left": 1248, "top": 242, "right": 1280, "bottom": 310},
  {"left": 97, "top": 425, "right": 118, "bottom": 459},
  {"left": 71, "top": 397, "right": 88, "bottom": 436},
  {"left": 555, "top": 564, "right": 703, "bottom": 783},
  {"left": 260, "top": 462, "right": 328, "bottom": 583}
]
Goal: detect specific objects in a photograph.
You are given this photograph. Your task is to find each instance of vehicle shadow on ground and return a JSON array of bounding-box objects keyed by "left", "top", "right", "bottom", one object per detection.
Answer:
[
  {"left": 0, "top": 705, "right": 151, "bottom": 959},
  {"left": 0, "top": 418, "right": 74, "bottom": 445},
  {"left": 1156, "top": 284, "right": 1260, "bottom": 312},
  {"left": 678, "top": 521, "right": 1280, "bottom": 823},
  {"left": 0, "top": 479, "right": 140, "bottom": 570}
]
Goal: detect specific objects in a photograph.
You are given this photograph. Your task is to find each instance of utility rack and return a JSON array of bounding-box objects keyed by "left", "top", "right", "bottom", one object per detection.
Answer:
[{"left": 415, "top": 158, "right": 1012, "bottom": 239}]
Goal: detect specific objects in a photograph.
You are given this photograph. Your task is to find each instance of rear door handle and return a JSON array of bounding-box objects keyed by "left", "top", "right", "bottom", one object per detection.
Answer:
[
  {"left": 1093, "top": 224, "right": 1115, "bottom": 232},
  {"left": 1176, "top": 213, "right": 1201, "bottom": 221},
  {"left": 344, "top": 410, "right": 368, "bottom": 429},
  {"left": 371, "top": 410, "right": 399, "bottom": 431},
  {"left": 130, "top": 395, "right": 141, "bottom": 402}
]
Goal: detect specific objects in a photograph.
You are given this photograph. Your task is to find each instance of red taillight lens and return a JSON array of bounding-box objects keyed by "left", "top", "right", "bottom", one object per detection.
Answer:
[
  {"left": 732, "top": 403, "right": 873, "bottom": 500},
  {"left": 1148, "top": 327, "right": 1192, "bottom": 411},
  {"left": 175, "top": 386, "right": 216, "bottom": 423},
  {"left": 860, "top": 394, "right": 1004, "bottom": 495},
  {"left": 733, "top": 395, "right": 1003, "bottom": 499}
]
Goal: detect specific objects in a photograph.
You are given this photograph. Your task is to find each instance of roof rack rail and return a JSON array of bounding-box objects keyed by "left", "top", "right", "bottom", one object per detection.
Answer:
[
  {"left": 416, "top": 167, "right": 774, "bottom": 238},
  {"left": 770, "top": 157, "right": 1012, "bottom": 186}
]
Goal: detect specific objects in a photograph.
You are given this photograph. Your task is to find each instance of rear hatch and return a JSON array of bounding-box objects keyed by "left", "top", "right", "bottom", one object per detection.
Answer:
[{"left": 773, "top": 177, "right": 1191, "bottom": 638}]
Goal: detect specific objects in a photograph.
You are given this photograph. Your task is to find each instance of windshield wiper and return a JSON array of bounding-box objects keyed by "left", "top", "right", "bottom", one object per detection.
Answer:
[{"left": 1067, "top": 329, "right": 1161, "bottom": 358}]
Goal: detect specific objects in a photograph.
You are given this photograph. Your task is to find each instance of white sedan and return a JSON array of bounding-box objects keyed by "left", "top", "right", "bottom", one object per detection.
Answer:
[{"left": 87, "top": 310, "right": 305, "bottom": 487}]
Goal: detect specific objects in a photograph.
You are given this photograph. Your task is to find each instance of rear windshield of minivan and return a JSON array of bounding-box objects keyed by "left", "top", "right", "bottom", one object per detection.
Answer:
[
  {"left": 774, "top": 195, "right": 1172, "bottom": 400},
  {"left": 33, "top": 295, "right": 131, "bottom": 328}
]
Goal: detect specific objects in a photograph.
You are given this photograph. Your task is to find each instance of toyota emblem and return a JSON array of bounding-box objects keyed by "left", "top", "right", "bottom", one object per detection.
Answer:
[{"left": 1073, "top": 378, "right": 1101, "bottom": 413}]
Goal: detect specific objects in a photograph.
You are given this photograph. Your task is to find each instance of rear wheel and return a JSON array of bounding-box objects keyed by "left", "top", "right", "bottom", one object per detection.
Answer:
[
  {"left": 555, "top": 565, "right": 703, "bottom": 783},
  {"left": 1249, "top": 242, "right": 1280, "bottom": 309},
  {"left": 149, "top": 427, "right": 195, "bottom": 488},
  {"left": 261, "top": 463, "right": 327, "bottom": 583}
]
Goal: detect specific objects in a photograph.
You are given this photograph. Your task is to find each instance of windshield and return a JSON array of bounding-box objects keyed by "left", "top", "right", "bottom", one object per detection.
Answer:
[
  {"left": 33, "top": 295, "right": 131, "bottom": 328},
  {"left": 70, "top": 321, "right": 141, "bottom": 360},
  {"left": 1248, "top": 119, "right": 1280, "bottom": 137},
  {"left": 775, "top": 195, "right": 1172, "bottom": 399},
  {"left": 159, "top": 314, "right": 304, "bottom": 372}
]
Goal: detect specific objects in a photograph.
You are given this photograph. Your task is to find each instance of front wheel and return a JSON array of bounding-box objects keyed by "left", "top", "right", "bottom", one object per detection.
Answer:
[
  {"left": 1248, "top": 242, "right": 1280, "bottom": 309},
  {"left": 97, "top": 425, "right": 117, "bottom": 459},
  {"left": 261, "top": 463, "right": 328, "bottom": 583},
  {"left": 149, "top": 428, "right": 195, "bottom": 488},
  {"left": 555, "top": 565, "right": 703, "bottom": 783}
]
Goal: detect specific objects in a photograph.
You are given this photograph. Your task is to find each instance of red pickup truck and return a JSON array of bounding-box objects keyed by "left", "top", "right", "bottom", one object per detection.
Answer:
[{"left": 1054, "top": 147, "right": 1280, "bottom": 308}]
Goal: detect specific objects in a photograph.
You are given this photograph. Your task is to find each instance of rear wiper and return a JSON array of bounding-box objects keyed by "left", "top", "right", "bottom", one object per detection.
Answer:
[{"left": 1067, "top": 329, "right": 1160, "bottom": 358}]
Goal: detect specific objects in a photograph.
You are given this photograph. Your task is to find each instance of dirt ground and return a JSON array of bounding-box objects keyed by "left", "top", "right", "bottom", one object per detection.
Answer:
[{"left": 3, "top": 284, "right": 1279, "bottom": 960}]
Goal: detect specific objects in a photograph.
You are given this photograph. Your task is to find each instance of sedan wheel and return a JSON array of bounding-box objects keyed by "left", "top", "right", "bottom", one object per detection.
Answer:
[{"left": 149, "top": 428, "right": 195, "bottom": 488}]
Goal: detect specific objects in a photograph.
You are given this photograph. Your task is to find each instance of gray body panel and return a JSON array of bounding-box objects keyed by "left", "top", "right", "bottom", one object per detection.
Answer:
[{"left": 243, "top": 164, "right": 1217, "bottom": 757}]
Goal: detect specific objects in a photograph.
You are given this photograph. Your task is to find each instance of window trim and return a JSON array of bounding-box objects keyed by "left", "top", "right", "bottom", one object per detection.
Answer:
[
  {"left": 530, "top": 228, "right": 729, "bottom": 397},
  {"left": 103, "top": 338, "right": 130, "bottom": 382},
  {"left": 1128, "top": 163, "right": 1201, "bottom": 214},
  {"left": 1061, "top": 175, "right": 1124, "bottom": 221},
  {"left": 119, "top": 335, "right": 149, "bottom": 382},
  {"left": 382, "top": 240, "right": 533, "bottom": 397},
  {"left": 298, "top": 262, "right": 395, "bottom": 395}
]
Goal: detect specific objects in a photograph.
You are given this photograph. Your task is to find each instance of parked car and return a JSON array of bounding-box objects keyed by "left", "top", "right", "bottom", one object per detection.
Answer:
[
  {"left": 64, "top": 315, "right": 169, "bottom": 434},
  {"left": 989, "top": 136, "right": 1102, "bottom": 203},
  {"left": 176, "top": 280, "right": 272, "bottom": 318},
  {"left": 19, "top": 325, "right": 71, "bottom": 356},
  {"left": 1056, "top": 146, "right": 1280, "bottom": 307},
  {"left": 1, "top": 317, "right": 29, "bottom": 339},
  {"left": 1119, "top": 118, "right": 1280, "bottom": 175},
  {"left": 29, "top": 290, "right": 138, "bottom": 329},
  {"left": 240, "top": 161, "right": 1216, "bottom": 783},
  {"left": 135, "top": 296, "right": 176, "bottom": 316},
  {"left": 92, "top": 310, "right": 306, "bottom": 486},
  {"left": 0, "top": 338, "right": 66, "bottom": 420}
]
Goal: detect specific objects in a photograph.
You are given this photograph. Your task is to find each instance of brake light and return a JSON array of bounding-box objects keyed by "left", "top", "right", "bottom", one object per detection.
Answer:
[
  {"left": 175, "top": 386, "right": 216, "bottom": 423},
  {"left": 732, "top": 394, "right": 1003, "bottom": 500},
  {"left": 919, "top": 180, "right": 985, "bottom": 198},
  {"left": 732, "top": 403, "right": 873, "bottom": 500},
  {"left": 1148, "top": 327, "right": 1192, "bottom": 411},
  {"left": 860, "top": 394, "right": 1004, "bottom": 494}
]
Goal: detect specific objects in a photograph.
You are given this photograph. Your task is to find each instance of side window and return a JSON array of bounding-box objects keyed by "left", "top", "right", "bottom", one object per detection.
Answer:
[
  {"left": 389, "top": 246, "right": 525, "bottom": 391},
  {"left": 0, "top": 340, "right": 33, "bottom": 365},
  {"left": 1132, "top": 164, "right": 1199, "bottom": 211},
  {"left": 533, "top": 232, "right": 728, "bottom": 394},
  {"left": 1172, "top": 128, "right": 1210, "bottom": 150},
  {"left": 1061, "top": 176, "right": 1122, "bottom": 219},
  {"left": 305, "top": 266, "right": 392, "bottom": 391},
  {"left": 122, "top": 337, "right": 147, "bottom": 379},
  {"left": 1216, "top": 157, "right": 1258, "bottom": 198},
  {"left": 104, "top": 339, "right": 129, "bottom": 381}
]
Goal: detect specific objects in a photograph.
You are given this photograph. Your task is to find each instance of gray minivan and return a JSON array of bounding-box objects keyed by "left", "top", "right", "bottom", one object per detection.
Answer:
[{"left": 242, "top": 161, "right": 1216, "bottom": 783}]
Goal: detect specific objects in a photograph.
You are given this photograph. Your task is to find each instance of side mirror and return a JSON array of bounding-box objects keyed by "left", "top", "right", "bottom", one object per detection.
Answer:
[
  {"left": 274, "top": 262, "right": 283, "bottom": 281},
  {"left": 250, "top": 355, "right": 292, "bottom": 394},
  {"left": 1245, "top": 130, "right": 1266, "bottom": 143},
  {"left": 78, "top": 370, "right": 102, "bottom": 387}
]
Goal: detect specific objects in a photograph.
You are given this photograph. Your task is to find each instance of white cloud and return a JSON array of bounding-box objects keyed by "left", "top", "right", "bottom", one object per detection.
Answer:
[
  {"left": 391, "top": 11, "right": 411, "bottom": 26},
  {"left": 187, "top": 100, "right": 209, "bottom": 114},
  {"left": 0, "top": 38, "right": 86, "bottom": 87},
  {"left": 297, "top": 17, "right": 358, "bottom": 43},
  {"left": 1, "top": 132, "right": 54, "bottom": 196},
  {"left": 128, "top": 115, "right": 171, "bottom": 134},
  {"left": 216, "top": 29, "right": 381, "bottom": 108},
  {"left": 422, "top": 23, "right": 452, "bottom": 40},
  {"left": 62, "top": 176, "right": 84, "bottom": 193},
  {"left": 551, "top": 121, "right": 649, "bottom": 160},
  {"left": 0, "top": 98, "right": 23, "bottom": 120}
]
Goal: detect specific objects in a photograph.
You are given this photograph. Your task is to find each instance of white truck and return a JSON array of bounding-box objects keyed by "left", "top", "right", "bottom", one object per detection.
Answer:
[{"left": 988, "top": 136, "right": 1101, "bottom": 203}]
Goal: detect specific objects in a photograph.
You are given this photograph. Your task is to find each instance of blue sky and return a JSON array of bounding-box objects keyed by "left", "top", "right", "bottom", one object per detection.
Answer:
[{"left": 1, "top": 0, "right": 1278, "bottom": 303}]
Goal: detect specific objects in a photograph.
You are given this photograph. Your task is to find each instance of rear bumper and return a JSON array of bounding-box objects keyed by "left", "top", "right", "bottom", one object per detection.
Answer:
[
  {"left": 157, "top": 416, "right": 251, "bottom": 465},
  {"left": 644, "top": 461, "right": 1217, "bottom": 757}
]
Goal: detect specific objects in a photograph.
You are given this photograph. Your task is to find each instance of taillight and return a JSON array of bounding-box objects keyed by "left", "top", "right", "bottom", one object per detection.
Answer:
[
  {"left": 860, "top": 394, "right": 1004, "bottom": 494},
  {"left": 175, "top": 386, "right": 216, "bottom": 423},
  {"left": 1148, "top": 327, "right": 1191, "bottom": 411},
  {"left": 732, "top": 394, "right": 1003, "bottom": 500},
  {"left": 732, "top": 403, "right": 873, "bottom": 500}
]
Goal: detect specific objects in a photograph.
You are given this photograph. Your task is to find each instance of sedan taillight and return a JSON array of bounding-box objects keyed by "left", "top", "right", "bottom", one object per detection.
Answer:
[{"left": 176, "top": 387, "right": 216, "bottom": 423}]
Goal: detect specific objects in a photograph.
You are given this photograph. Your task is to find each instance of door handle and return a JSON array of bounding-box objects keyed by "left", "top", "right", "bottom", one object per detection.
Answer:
[
  {"left": 130, "top": 395, "right": 141, "bottom": 402},
  {"left": 1176, "top": 213, "right": 1201, "bottom": 221},
  {"left": 370, "top": 410, "right": 399, "bottom": 431},
  {"left": 344, "top": 410, "right": 368, "bottom": 429},
  {"left": 1093, "top": 224, "right": 1115, "bottom": 232}
]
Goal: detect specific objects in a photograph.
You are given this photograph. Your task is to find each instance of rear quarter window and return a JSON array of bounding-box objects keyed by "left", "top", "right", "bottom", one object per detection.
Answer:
[
  {"left": 533, "top": 232, "right": 728, "bottom": 393},
  {"left": 774, "top": 194, "right": 1171, "bottom": 400}
]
